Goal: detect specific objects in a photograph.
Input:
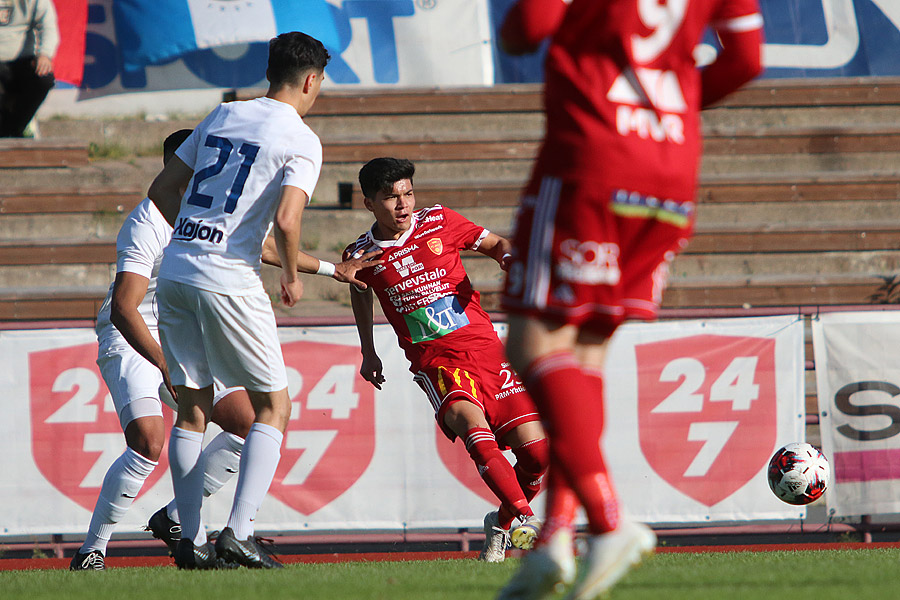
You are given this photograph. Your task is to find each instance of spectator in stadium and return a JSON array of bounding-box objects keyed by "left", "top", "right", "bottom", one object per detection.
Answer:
[
  {"left": 344, "top": 157, "right": 548, "bottom": 563},
  {"left": 147, "top": 31, "right": 339, "bottom": 571},
  {"left": 0, "top": 0, "right": 58, "bottom": 137},
  {"left": 70, "top": 129, "right": 380, "bottom": 571},
  {"left": 497, "top": 0, "right": 764, "bottom": 598}
]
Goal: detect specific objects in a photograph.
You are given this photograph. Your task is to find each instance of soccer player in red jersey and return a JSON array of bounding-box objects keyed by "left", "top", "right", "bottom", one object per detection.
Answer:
[
  {"left": 345, "top": 157, "right": 549, "bottom": 562},
  {"left": 498, "top": 0, "right": 764, "bottom": 598}
]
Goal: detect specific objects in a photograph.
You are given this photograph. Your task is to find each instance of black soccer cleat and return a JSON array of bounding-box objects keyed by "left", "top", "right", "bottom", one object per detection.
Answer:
[
  {"left": 69, "top": 550, "right": 105, "bottom": 571},
  {"left": 215, "top": 527, "right": 283, "bottom": 569},
  {"left": 173, "top": 538, "right": 218, "bottom": 570},
  {"left": 146, "top": 506, "right": 181, "bottom": 556}
]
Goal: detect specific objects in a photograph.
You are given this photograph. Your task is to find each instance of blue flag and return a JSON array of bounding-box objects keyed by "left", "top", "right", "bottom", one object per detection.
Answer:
[{"left": 114, "top": 0, "right": 340, "bottom": 70}]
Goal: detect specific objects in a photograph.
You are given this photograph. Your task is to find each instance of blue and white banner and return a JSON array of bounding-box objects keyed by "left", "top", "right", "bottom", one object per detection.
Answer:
[
  {"left": 492, "top": 0, "right": 900, "bottom": 82},
  {"left": 760, "top": 0, "right": 900, "bottom": 78},
  {"left": 76, "top": 0, "right": 493, "bottom": 98},
  {"left": 113, "top": 0, "right": 340, "bottom": 70},
  {"left": 70, "top": 1, "right": 900, "bottom": 100}
]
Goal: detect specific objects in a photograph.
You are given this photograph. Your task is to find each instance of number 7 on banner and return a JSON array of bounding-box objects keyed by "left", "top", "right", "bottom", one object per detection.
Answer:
[{"left": 636, "top": 334, "right": 777, "bottom": 507}]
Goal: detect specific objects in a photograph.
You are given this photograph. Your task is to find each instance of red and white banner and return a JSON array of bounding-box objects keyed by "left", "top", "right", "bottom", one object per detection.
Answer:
[
  {"left": 604, "top": 315, "right": 807, "bottom": 523},
  {"left": 813, "top": 311, "right": 900, "bottom": 517},
  {"left": 0, "top": 316, "right": 804, "bottom": 537}
]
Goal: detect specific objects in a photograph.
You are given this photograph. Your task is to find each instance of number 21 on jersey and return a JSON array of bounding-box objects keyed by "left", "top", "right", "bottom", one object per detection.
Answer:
[{"left": 187, "top": 134, "right": 260, "bottom": 214}]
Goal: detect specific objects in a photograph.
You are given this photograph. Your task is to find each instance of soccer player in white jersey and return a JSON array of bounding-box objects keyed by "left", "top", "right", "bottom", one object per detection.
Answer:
[
  {"left": 148, "top": 32, "right": 334, "bottom": 570},
  {"left": 70, "top": 122, "right": 376, "bottom": 571},
  {"left": 69, "top": 131, "right": 257, "bottom": 571}
]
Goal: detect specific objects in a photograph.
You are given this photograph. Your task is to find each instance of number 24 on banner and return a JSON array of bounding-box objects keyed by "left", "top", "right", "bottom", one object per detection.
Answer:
[{"left": 635, "top": 335, "right": 777, "bottom": 507}]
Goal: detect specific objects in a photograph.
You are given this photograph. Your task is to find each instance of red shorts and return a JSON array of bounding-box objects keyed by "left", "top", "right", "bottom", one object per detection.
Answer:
[
  {"left": 411, "top": 342, "right": 539, "bottom": 445},
  {"left": 501, "top": 174, "right": 694, "bottom": 337}
]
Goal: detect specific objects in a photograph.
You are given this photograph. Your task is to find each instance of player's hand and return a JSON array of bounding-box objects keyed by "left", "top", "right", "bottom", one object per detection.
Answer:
[
  {"left": 334, "top": 249, "right": 383, "bottom": 289},
  {"left": 34, "top": 55, "right": 53, "bottom": 77},
  {"left": 160, "top": 365, "right": 178, "bottom": 403},
  {"left": 499, "top": 251, "right": 514, "bottom": 271},
  {"left": 280, "top": 274, "right": 303, "bottom": 307},
  {"left": 360, "top": 353, "right": 385, "bottom": 390}
]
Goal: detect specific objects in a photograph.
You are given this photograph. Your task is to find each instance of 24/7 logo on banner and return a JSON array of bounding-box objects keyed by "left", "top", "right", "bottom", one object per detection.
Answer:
[
  {"left": 271, "top": 341, "right": 376, "bottom": 515},
  {"left": 636, "top": 335, "right": 777, "bottom": 507},
  {"left": 29, "top": 343, "right": 173, "bottom": 511}
]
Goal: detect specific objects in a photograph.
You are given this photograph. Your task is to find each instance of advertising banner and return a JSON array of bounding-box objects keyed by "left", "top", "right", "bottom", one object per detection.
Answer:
[
  {"left": 0, "top": 315, "right": 804, "bottom": 537},
  {"left": 813, "top": 311, "right": 900, "bottom": 516},
  {"left": 605, "top": 315, "right": 807, "bottom": 523},
  {"left": 78, "top": 0, "right": 494, "bottom": 98},
  {"left": 491, "top": 0, "right": 900, "bottom": 83}
]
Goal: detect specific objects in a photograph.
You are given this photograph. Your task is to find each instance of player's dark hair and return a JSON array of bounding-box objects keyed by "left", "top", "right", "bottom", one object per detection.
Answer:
[
  {"left": 358, "top": 157, "right": 416, "bottom": 199},
  {"left": 267, "top": 31, "right": 331, "bottom": 88},
  {"left": 163, "top": 129, "right": 192, "bottom": 165}
]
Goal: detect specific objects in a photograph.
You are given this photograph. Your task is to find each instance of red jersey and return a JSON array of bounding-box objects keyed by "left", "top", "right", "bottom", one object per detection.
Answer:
[
  {"left": 502, "top": 0, "right": 763, "bottom": 203},
  {"left": 345, "top": 205, "right": 500, "bottom": 370}
]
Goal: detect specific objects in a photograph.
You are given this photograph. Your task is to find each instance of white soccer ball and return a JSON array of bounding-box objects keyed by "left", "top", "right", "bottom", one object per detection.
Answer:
[{"left": 767, "top": 442, "right": 830, "bottom": 506}]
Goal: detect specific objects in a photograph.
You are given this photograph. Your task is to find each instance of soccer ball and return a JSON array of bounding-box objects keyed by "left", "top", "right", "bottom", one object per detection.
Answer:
[{"left": 767, "top": 442, "right": 830, "bottom": 505}]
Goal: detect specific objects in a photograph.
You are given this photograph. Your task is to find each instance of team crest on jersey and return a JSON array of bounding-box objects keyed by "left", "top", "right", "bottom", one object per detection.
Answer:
[
  {"left": 427, "top": 238, "right": 443, "bottom": 255},
  {"left": 29, "top": 343, "right": 173, "bottom": 511},
  {"left": 269, "top": 341, "right": 376, "bottom": 515}
]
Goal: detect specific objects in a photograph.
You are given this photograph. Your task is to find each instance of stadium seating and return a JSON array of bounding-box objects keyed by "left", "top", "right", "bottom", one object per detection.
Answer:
[{"left": 1, "top": 77, "right": 899, "bottom": 321}]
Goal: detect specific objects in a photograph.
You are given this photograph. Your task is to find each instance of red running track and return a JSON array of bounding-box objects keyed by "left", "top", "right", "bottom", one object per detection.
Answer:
[{"left": 4, "top": 543, "right": 900, "bottom": 572}]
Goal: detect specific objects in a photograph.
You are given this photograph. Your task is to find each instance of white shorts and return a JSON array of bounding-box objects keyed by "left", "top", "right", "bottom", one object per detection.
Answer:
[
  {"left": 97, "top": 341, "right": 165, "bottom": 430},
  {"left": 156, "top": 278, "right": 288, "bottom": 392},
  {"left": 98, "top": 341, "right": 245, "bottom": 430}
]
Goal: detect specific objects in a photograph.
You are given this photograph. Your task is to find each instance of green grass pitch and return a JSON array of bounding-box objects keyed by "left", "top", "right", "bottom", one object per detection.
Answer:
[{"left": 4, "top": 549, "right": 900, "bottom": 599}]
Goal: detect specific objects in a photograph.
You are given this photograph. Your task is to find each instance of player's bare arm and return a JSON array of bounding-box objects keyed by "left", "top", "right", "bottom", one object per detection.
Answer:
[
  {"left": 274, "top": 185, "right": 307, "bottom": 307},
  {"left": 499, "top": 0, "right": 568, "bottom": 55},
  {"left": 261, "top": 237, "right": 383, "bottom": 289},
  {"left": 349, "top": 285, "right": 385, "bottom": 390},
  {"left": 109, "top": 271, "right": 177, "bottom": 401},
  {"left": 476, "top": 231, "right": 514, "bottom": 271},
  {"left": 147, "top": 156, "right": 194, "bottom": 226}
]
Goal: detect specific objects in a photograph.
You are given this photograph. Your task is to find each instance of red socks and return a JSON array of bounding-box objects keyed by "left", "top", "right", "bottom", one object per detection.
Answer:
[
  {"left": 512, "top": 437, "right": 548, "bottom": 504},
  {"left": 466, "top": 427, "right": 532, "bottom": 529},
  {"left": 538, "top": 468, "right": 578, "bottom": 546},
  {"left": 524, "top": 352, "right": 620, "bottom": 534}
]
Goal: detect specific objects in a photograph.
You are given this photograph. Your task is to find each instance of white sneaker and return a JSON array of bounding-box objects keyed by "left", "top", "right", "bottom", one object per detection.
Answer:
[
  {"left": 510, "top": 515, "right": 543, "bottom": 550},
  {"left": 496, "top": 528, "right": 576, "bottom": 600},
  {"left": 565, "top": 521, "right": 656, "bottom": 600},
  {"left": 479, "top": 511, "right": 510, "bottom": 563}
]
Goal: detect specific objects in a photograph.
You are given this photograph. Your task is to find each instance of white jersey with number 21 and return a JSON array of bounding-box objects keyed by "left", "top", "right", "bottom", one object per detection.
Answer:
[{"left": 159, "top": 97, "right": 322, "bottom": 295}]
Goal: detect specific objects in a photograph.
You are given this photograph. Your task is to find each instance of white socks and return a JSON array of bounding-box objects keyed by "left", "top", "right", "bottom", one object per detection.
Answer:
[
  {"left": 226, "top": 422, "right": 283, "bottom": 540},
  {"left": 165, "top": 431, "right": 244, "bottom": 523},
  {"left": 80, "top": 447, "right": 157, "bottom": 554},
  {"left": 168, "top": 427, "right": 207, "bottom": 546}
]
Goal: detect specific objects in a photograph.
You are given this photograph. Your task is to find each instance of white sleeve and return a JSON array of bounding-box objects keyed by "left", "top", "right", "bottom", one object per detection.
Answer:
[
  {"left": 174, "top": 107, "right": 220, "bottom": 169},
  {"left": 115, "top": 203, "right": 166, "bottom": 278},
  {"left": 282, "top": 134, "right": 323, "bottom": 203}
]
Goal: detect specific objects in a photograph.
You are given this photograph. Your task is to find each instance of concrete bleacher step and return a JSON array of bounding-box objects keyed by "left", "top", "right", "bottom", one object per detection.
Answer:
[
  {"left": 1, "top": 78, "right": 898, "bottom": 321},
  {"left": 0, "top": 187, "right": 142, "bottom": 214},
  {"left": 4, "top": 156, "right": 161, "bottom": 190},
  {"left": 0, "top": 138, "right": 89, "bottom": 168}
]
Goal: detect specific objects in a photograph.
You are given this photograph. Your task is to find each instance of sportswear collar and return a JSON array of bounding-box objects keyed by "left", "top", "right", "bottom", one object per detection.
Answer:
[{"left": 365, "top": 211, "right": 419, "bottom": 248}]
